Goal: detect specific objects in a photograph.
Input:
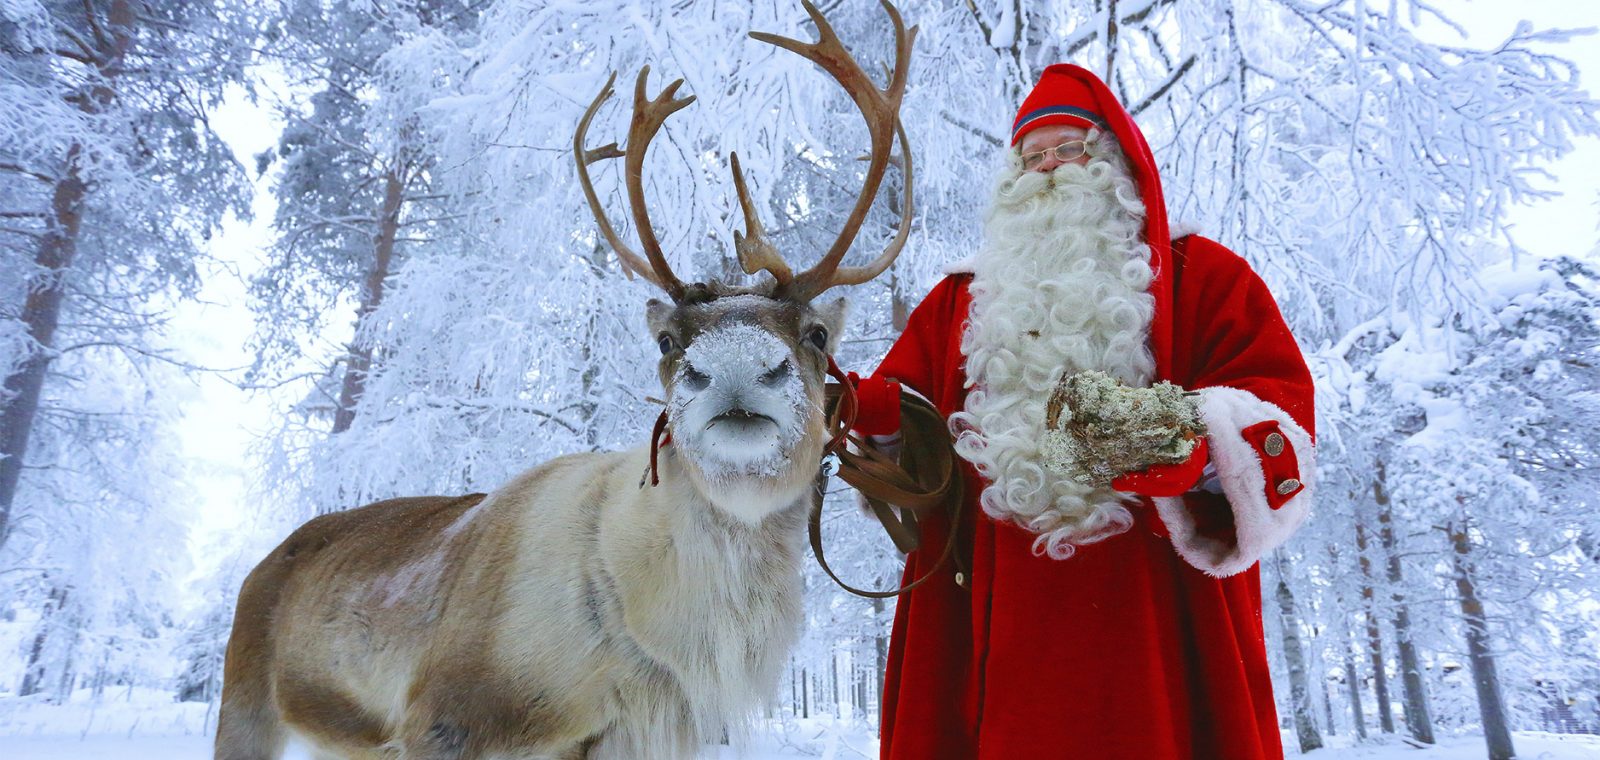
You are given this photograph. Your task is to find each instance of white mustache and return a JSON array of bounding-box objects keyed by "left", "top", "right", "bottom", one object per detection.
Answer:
[{"left": 994, "top": 161, "right": 1112, "bottom": 209}]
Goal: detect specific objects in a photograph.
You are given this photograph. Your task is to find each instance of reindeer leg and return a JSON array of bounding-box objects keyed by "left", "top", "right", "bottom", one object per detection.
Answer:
[
  {"left": 391, "top": 715, "right": 472, "bottom": 760},
  {"left": 546, "top": 733, "right": 601, "bottom": 760},
  {"left": 395, "top": 694, "right": 582, "bottom": 760}
]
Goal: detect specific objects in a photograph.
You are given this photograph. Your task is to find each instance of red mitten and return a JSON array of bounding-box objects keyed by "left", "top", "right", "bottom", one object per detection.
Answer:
[
  {"left": 850, "top": 373, "right": 903, "bottom": 436},
  {"left": 1111, "top": 438, "right": 1209, "bottom": 497}
]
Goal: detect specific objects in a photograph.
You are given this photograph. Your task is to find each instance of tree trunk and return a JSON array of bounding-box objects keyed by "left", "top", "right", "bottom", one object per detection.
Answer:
[
  {"left": 1451, "top": 522, "right": 1516, "bottom": 760},
  {"left": 800, "top": 666, "right": 809, "bottom": 718},
  {"left": 1376, "top": 461, "right": 1435, "bottom": 744},
  {"left": 91, "top": 651, "right": 109, "bottom": 700},
  {"left": 1344, "top": 654, "right": 1368, "bottom": 739},
  {"left": 52, "top": 624, "right": 78, "bottom": 703},
  {"left": 0, "top": 153, "right": 86, "bottom": 551},
  {"left": 830, "top": 649, "right": 840, "bottom": 717},
  {"left": 854, "top": 661, "right": 867, "bottom": 719},
  {"left": 0, "top": 0, "right": 135, "bottom": 554},
  {"left": 1354, "top": 518, "right": 1396, "bottom": 733},
  {"left": 888, "top": 271, "right": 911, "bottom": 334},
  {"left": 574, "top": 243, "right": 611, "bottom": 449},
  {"left": 1321, "top": 674, "right": 1337, "bottom": 737},
  {"left": 1103, "top": 0, "right": 1120, "bottom": 81},
  {"left": 873, "top": 594, "right": 889, "bottom": 714},
  {"left": 1329, "top": 540, "right": 1366, "bottom": 738},
  {"left": 332, "top": 166, "right": 405, "bottom": 434},
  {"left": 18, "top": 584, "right": 69, "bottom": 697},
  {"left": 1272, "top": 556, "right": 1324, "bottom": 752},
  {"left": 18, "top": 624, "right": 48, "bottom": 696}
]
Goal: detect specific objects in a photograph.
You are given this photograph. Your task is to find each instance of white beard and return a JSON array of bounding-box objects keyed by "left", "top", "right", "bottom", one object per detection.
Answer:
[{"left": 950, "top": 150, "right": 1157, "bottom": 559}]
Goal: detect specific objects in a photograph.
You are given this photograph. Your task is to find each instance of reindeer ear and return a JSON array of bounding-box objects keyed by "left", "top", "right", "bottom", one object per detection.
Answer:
[
  {"left": 815, "top": 297, "right": 849, "bottom": 353},
  {"left": 645, "top": 298, "right": 674, "bottom": 335}
]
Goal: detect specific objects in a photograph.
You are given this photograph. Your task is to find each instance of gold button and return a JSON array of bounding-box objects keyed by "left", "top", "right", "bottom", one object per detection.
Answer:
[
  {"left": 1276, "top": 478, "right": 1301, "bottom": 495},
  {"left": 1264, "top": 432, "right": 1285, "bottom": 457}
]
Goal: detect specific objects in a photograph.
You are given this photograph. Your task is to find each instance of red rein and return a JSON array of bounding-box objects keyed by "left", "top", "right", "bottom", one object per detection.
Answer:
[{"left": 645, "top": 355, "right": 858, "bottom": 488}]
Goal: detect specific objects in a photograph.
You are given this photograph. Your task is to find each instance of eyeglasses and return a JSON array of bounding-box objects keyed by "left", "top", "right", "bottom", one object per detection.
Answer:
[{"left": 1020, "top": 140, "right": 1090, "bottom": 171}]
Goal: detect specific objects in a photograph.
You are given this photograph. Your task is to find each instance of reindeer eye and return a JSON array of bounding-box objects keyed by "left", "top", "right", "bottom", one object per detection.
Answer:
[
  {"left": 806, "top": 326, "right": 829, "bottom": 351},
  {"left": 658, "top": 334, "right": 676, "bottom": 355}
]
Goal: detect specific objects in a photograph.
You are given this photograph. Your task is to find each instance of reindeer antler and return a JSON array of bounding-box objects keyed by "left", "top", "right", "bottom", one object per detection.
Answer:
[
  {"left": 730, "top": 152, "right": 794, "bottom": 286},
  {"left": 573, "top": 68, "right": 694, "bottom": 301},
  {"left": 750, "top": 0, "right": 917, "bottom": 301}
]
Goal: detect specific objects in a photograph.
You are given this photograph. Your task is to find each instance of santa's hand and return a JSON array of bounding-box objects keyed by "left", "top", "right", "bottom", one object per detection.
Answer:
[
  {"left": 850, "top": 373, "right": 903, "bottom": 436},
  {"left": 1112, "top": 438, "right": 1209, "bottom": 497},
  {"left": 1044, "top": 370, "right": 1208, "bottom": 487}
]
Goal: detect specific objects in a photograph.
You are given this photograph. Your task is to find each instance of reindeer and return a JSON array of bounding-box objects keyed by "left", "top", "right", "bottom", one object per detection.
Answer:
[{"left": 214, "top": 4, "right": 915, "bottom": 759}]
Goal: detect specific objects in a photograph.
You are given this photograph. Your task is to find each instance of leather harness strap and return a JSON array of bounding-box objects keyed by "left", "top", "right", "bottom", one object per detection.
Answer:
[
  {"left": 644, "top": 357, "right": 967, "bottom": 598},
  {"left": 815, "top": 364, "right": 967, "bottom": 598}
]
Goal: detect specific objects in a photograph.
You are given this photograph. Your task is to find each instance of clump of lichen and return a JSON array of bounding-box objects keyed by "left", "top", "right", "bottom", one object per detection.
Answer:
[{"left": 1040, "top": 370, "right": 1206, "bottom": 487}]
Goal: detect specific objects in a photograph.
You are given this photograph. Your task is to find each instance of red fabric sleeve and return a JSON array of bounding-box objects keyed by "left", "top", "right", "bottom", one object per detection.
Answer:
[
  {"left": 1112, "top": 438, "right": 1209, "bottom": 497},
  {"left": 851, "top": 276, "right": 966, "bottom": 434},
  {"left": 1169, "top": 237, "right": 1315, "bottom": 436},
  {"left": 1151, "top": 236, "right": 1317, "bottom": 576}
]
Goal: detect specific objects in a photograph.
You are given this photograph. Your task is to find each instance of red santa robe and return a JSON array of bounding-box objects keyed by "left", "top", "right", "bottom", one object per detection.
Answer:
[{"left": 852, "top": 65, "right": 1316, "bottom": 760}]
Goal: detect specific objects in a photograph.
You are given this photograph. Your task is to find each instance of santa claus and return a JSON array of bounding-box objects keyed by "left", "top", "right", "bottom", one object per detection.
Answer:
[{"left": 850, "top": 64, "right": 1315, "bottom": 758}]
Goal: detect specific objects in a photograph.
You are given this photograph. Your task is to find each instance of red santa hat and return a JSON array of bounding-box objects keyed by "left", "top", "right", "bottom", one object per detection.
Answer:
[{"left": 1010, "top": 66, "right": 1111, "bottom": 144}]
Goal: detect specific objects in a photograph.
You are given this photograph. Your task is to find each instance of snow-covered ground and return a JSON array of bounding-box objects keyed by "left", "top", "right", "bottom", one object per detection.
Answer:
[
  {"left": 1300, "top": 732, "right": 1600, "bottom": 759},
  {"left": 2, "top": 693, "right": 1598, "bottom": 760},
  {"left": 0, "top": 690, "right": 879, "bottom": 759}
]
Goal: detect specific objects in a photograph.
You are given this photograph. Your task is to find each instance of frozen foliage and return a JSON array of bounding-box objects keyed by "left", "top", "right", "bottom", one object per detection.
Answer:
[
  {"left": 0, "top": 0, "right": 259, "bottom": 705},
  {"left": 1286, "top": 254, "right": 1600, "bottom": 748}
]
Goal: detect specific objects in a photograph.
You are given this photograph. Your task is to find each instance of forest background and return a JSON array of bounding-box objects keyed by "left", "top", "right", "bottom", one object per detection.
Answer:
[{"left": 3, "top": 1, "right": 1600, "bottom": 758}]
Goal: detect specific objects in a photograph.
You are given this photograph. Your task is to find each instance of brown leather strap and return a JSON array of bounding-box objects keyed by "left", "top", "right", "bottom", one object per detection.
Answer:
[
  {"left": 646, "top": 409, "right": 670, "bottom": 486},
  {"left": 641, "top": 361, "right": 966, "bottom": 597},
  {"left": 814, "top": 383, "right": 966, "bottom": 598}
]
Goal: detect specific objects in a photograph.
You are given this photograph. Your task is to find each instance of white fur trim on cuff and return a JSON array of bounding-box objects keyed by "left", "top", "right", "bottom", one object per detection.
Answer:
[{"left": 1154, "top": 386, "right": 1314, "bottom": 577}]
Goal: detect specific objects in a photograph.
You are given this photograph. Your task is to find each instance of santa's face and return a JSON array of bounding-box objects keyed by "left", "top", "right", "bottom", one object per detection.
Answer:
[
  {"left": 949, "top": 130, "right": 1157, "bottom": 558},
  {"left": 1017, "top": 124, "right": 1092, "bottom": 173}
]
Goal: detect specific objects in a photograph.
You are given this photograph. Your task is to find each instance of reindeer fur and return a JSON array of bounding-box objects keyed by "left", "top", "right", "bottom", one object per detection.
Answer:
[{"left": 216, "top": 292, "right": 845, "bottom": 760}]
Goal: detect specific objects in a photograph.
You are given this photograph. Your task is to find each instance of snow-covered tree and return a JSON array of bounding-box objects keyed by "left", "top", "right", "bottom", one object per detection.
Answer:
[
  {"left": 248, "top": 0, "right": 478, "bottom": 436},
  {"left": 1303, "top": 253, "right": 1600, "bottom": 751},
  {"left": 1, "top": 0, "right": 258, "bottom": 700}
]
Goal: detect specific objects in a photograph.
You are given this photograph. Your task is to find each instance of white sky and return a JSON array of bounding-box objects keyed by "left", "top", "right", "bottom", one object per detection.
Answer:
[
  {"left": 165, "top": 1, "right": 1600, "bottom": 590},
  {"left": 173, "top": 78, "right": 288, "bottom": 588}
]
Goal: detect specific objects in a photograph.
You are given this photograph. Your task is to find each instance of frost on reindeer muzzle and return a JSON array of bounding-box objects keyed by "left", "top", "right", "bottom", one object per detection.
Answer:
[
  {"left": 708, "top": 407, "right": 777, "bottom": 431},
  {"left": 669, "top": 323, "right": 807, "bottom": 475}
]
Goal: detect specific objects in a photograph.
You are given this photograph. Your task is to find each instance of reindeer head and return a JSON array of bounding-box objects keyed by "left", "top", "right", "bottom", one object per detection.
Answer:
[{"left": 573, "top": 1, "right": 916, "bottom": 522}]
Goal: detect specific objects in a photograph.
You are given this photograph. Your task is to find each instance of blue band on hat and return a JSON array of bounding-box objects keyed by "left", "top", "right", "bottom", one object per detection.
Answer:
[{"left": 1011, "top": 105, "right": 1108, "bottom": 141}]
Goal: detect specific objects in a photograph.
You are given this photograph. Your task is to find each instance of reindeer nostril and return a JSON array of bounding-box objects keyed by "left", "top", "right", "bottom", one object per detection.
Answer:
[
  {"left": 759, "top": 360, "right": 792, "bottom": 387},
  {"left": 683, "top": 364, "right": 711, "bottom": 392}
]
